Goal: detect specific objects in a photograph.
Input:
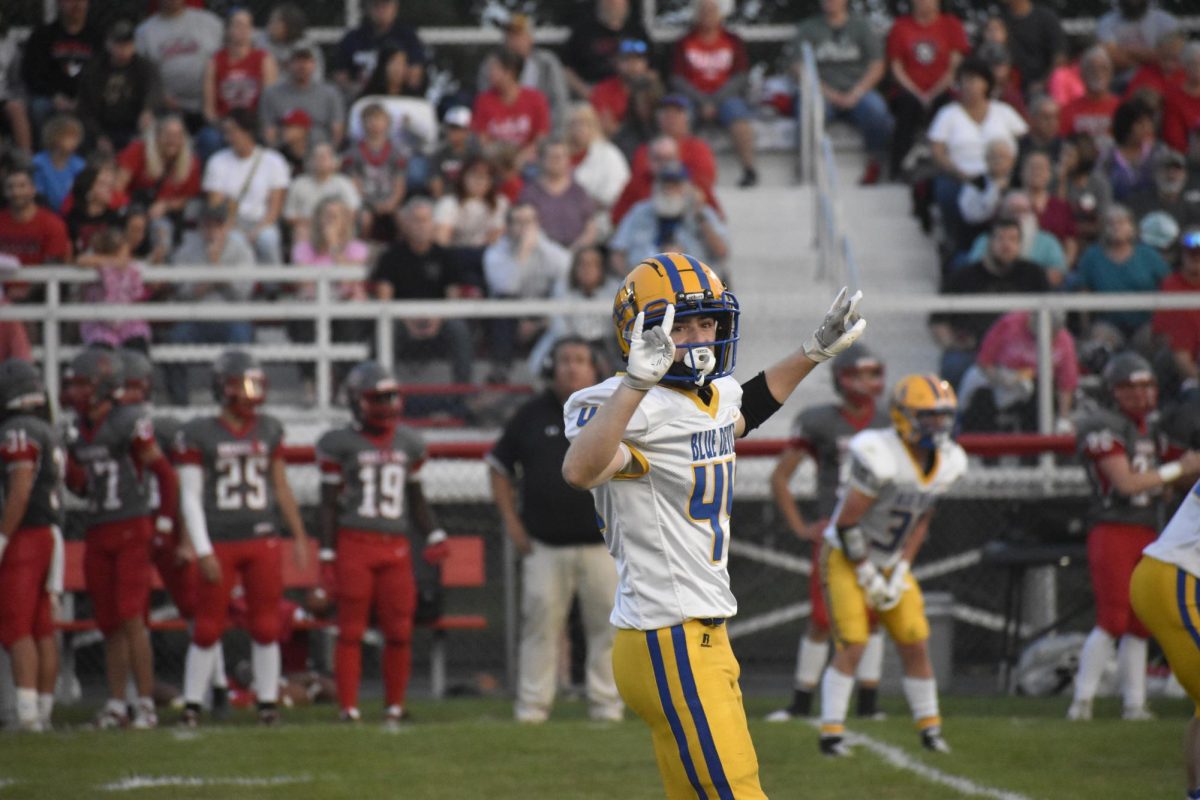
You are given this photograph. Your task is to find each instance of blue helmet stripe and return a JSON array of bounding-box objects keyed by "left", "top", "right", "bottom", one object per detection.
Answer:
[
  {"left": 681, "top": 253, "right": 712, "bottom": 293},
  {"left": 650, "top": 254, "right": 686, "bottom": 296}
]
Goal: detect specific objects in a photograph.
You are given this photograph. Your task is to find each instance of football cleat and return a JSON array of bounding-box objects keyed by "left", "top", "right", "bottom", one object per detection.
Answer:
[
  {"left": 340, "top": 707, "right": 362, "bottom": 723},
  {"left": 383, "top": 705, "right": 409, "bottom": 731},
  {"left": 131, "top": 700, "right": 158, "bottom": 730},
  {"left": 921, "top": 727, "right": 951, "bottom": 753},
  {"left": 1066, "top": 699, "right": 1093, "bottom": 721},
  {"left": 1121, "top": 705, "right": 1155, "bottom": 721},
  {"left": 257, "top": 705, "right": 281, "bottom": 726},
  {"left": 819, "top": 735, "right": 853, "bottom": 757},
  {"left": 179, "top": 705, "right": 201, "bottom": 728},
  {"left": 94, "top": 706, "right": 130, "bottom": 730}
]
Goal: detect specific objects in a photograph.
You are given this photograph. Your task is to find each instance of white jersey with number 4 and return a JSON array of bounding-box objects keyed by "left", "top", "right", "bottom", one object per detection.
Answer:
[
  {"left": 823, "top": 428, "right": 968, "bottom": 569},
  {"left": 1144, "top": 479, "right": 1200, "bottom": 577},
  {"left": 564, "top": 375, "right": 743, "bottom": 631}
]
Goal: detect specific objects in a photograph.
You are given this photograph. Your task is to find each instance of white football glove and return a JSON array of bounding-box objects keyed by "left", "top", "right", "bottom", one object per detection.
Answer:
[
  {"left": 855, "top": 560, "right": 891, "bottom": 611},
  {"left": 623, "top": 305, "right": 676, "bottom": 391},
  {"left": 878, "top": 559, "right": 910, "bottom": 612},
  {"left": 804, "top": 287, "right": 867, "bottom": 363}
]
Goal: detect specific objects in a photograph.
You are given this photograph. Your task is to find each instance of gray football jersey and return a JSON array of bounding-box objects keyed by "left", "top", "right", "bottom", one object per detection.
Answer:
[
  {"left": 789, "top": 403, "right": 891, "bottom": 518},
  {"left": 315, "top": 424, "right": 426, "bottom": 534},
  {"left": 176, "top": 414, "right": 285, "bottom": 541},
  {"left": 68, "top": 404, "right": 155, "bottom": 524},
  {"left": 0, "top": 414, "right": 65, "bottom": 529},
  {"left": 1077, "top": 408, "right": 1168, "bottom": 529}
]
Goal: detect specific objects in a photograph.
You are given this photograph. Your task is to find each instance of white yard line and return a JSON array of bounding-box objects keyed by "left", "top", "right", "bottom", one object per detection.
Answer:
[{"left": 98, "top": 774, "right": 313, "bottom": 792}]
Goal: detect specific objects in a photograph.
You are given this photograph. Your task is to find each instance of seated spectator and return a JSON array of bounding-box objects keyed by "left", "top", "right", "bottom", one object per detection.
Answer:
[
  {"left": 201, "top": 8, "right": 278, "bottom": 157},
  {"left": 20, "top": 0, "right": 102, "bottom": 137},
  {"left": 1022, "top": 151, "right": 1079, "bottom": 266},
  {"left": 1097, "top": 0, "right": 1179, "bottom": 80},
  {"left": 957, "top": 138, "right": 1017, "bottom": 231},
  {"left": 670, "top": 0, "right": 757, "bottom": 187},
  {"left": 959, "top": 310, "right": 1078, "bottom": 433},
  {"left": 260, "top": 44, "right": 345, "bottom": 149},
  {"left": 332, "top": 0, "right": 426, "bottom": 99},
  {"left": 0, "top": 20, "right": 32, "bottom": 153},
  {"left": 794, "top": 0, "right": 893, "bottom": 184},
  {"left": 483, "top": 203, "right": 571, "bottom": 380},
  {"left": 976, "top": 41, "right": 1027, "bottom": 118},
  {"left": 1000, "top": 0, "right": 1066, "bottom": 95},
  {"left": 966, "top": 190, "right": 1067, "bottom": 285},
  {"left": 429, "top": 106, "right": 480, "bottom": 199},
  {"left": 1128, "top": 148, "right": 1200, "bottom": 234},
  {"left": 203, "top": 109, "right": 290, "bottom": 264},
  {"left": 473, "top": 49, "right": 551, "bottom": 169},
  {"left": 1059, "top": 47, "right": 1119, "bottom": 143},
  {"left": 517, "top": 139, "right": 596, "bottom": 251},
  {"left": 478, "top": 15, "right": 570, "bottom": 135},
  {"left": 77, "top": 20, "right": 163, "bottom": 154},
  {"left": 1140, "top": 209, "right": 1181, "bottom": 267},
  {"left": 528, "top": 244, "right": 622, "bottom": 373},
  {"left": 562, "top": 0, "right": 650, "bottom": 100},
  {"left": 256, "top": 4, "right": 324, "bottom": 83},
  {"left": 930, "top": 216, "right": 1050, "bottom": 386},
  {"left": 371, "top": 197, "right": 475, "bottom": 386},
  {"left": 0, "top": 166, "right": 71, "bottom": 303},
  {"left": 115, "top": 114, "right": 202, "bottom": 249},
  {"left": 31, "top": 114, "right": 85, "bottom": 213},
  {"left": 284, "top": 143, "right": 362, "bottom": 243},
  {"left": 75, "top": 226, "right": 151, "bottom": 351},
  {"left": 277, "top": 109, "right": 314, "bottom": 176},
  {"left": 612, "top": 60, "right": 665, "bottom": 161},
  {"left": 1046, "top": 45, "right": 1086, "bottom": 109},
  {"left": 591, "top": 38, "right": 652, "bottom": 140},
  {"left": 122, "top": 203, "right": 168, "bottom": 265},
  {"left": 609, "top": 162, "right": 730, "bottom": 274},
  {"left": 64, "top": 164, "right": 123, "bottom": 257},
  {"left": 1017, "top": 95, "right": 1065, "bottom": 167},
  {"left": 1124, "top": 29, "right": 1185, "bottom": 102},
  {"left": 345, "top": 103, "right": 408, "bottom": 241},
  {"left": 886, "top": 0, "right": 968, "bottom": 179},
  {"left": 1103, "top": 98, "right": 1162, "bottom": 202},
  {"left": 1152, "top": 228, "right": 1200, "bottom": 395},
  {"left": 1060, "top": 132, "right": 1113, "bottom": 247},
  {"left": 357, "top": 45, "right": 410, "bottom": 100},
  {"left": 566, "top": 102, "right": 630, "bottom": 221},
  {"left": 1071, "top": 204, "right": 1170, "bottom": 349},
  {"left": 1162, "top": 41, "right": 1200, "bottom": 156},
  {"left": 134, "top": 0, "right": 223, "bottom": 132},
  {"left": 434, "top": 156, "right": 507, "bottom": 249},
  {"left": 612, "top": 134, "right": 720, "bottom": 229},
  {"left": 163, "top": 200, "right": 255, "bottom": 405}
]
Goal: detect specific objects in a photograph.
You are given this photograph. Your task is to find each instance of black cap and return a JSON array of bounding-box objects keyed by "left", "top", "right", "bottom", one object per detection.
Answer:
[{"left": 108, "top": 19, "right": 135, "bottom": 43}]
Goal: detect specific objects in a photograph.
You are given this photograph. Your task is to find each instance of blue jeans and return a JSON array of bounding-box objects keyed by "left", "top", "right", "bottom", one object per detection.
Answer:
[
  {"left": 163, "top": 319, "right": 254, "bottom": 405},
  {"left": 825, "top": 90, "right": 894, "bottom": 158}
]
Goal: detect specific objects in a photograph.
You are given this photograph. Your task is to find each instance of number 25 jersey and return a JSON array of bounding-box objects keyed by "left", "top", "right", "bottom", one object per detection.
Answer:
[
  {"left": 175, "top": 414, "right": 285, "bottom": 541},
  {"left": 315, "top": 424, "right": 427, "bottom": 534},
  {"left": 565, "top": 375, "right": 743, "bottom": 631}
]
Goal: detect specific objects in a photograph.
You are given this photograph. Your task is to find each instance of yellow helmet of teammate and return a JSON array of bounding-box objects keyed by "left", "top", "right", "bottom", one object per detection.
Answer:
[
  {"left": 890, "top": 374, "right": 958, "bottom": 448},
  {"left": 611, "top": 252, "right": 739, "bottom": 387}
]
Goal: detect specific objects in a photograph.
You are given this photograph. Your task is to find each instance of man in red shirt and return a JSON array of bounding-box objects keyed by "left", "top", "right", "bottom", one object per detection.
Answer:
[
  {"left": 1124, "top": 30, "right": 1185, "bottom": 104},
  {"left": 1162, "top": 41, "right": 1200, "bottom": 157},
  {"left": 1060, "top": 46, "right": 1120, "bottom": 144},
  {"left": 886, "top": 0, "right": 969, "bottom": 177},
  {"left": 472, "top": 48, "right": 551, "bottom": 169},
  {"left": 1152, "top": 229, "right": 1200, "bottom": 393},
  {"left": 669, "top": 0, "right": 757, "bottom": 187},
  {"left": 590, "top": 38, "right": 650, "bottom": 139},
  {"left": 0, "top": 166, "right": 71, "bottom": 302}
]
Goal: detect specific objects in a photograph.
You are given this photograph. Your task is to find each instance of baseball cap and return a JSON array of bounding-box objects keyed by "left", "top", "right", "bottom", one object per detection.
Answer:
[
  {"left": 657, "top": 161, "right": 689, "bottom": 182},
  {"left": 619, "top": 38, "right": 649, "bottom": 57},
  {"left": 660, "top": 94, "right": 692, "bottom": 111},
  {"left": 107, "top": 19, "right": 135, "bottom": 43},
  {"left": 280, "top": 108, "right": 313, "bottom": 128},
  {"left": 1139, "top": 210, "right": 1179, "bottom": 250},
  {"left": 1156, "top": 149, "right": 1187, "bottom": 170},
  {"left": 444, "top": 106, "right": 472, "bottom": 128}
]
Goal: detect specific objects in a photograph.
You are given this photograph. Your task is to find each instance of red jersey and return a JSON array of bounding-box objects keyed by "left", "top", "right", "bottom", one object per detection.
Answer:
[
  {"left": 1151, "top": 272, "right": 1200, "bottom": 357},
  {"left": 212, "top": 48, "right": 270, "bottom": 117},
  {"left": 1162, "top": 85, "right": 1200, "bottom": 154},
  {"left": 671, "top": 27, "right": 748, "bottom": 96},
  {"left": 471, "top": 87, "right": 550, "bottom": 148},
  {"left": 886, "top": 14, "right": 969, "bottom": 94},
  {"left": 1124, "top": 64, "right": 1184, "bottom": 103},
  {"left": 0, "top": 208, "right": 70, "bottom": 265},
  {"left": 116, "top": 140, "right": 202, "bottom": 203},
  {"left": 1059, "top": 93, "right": 1119, "bottom": 140},
  {"left": 589, "top": 76, "right": 629, "bottom": 127}
]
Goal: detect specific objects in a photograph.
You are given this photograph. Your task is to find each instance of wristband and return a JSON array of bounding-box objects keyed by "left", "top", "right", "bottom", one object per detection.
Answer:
[
  {"left": 427, "top": 529, "right": 448, "bottom": 546},
  {"left": 1157, "top": 462, "right": 1183, "bottom": 483}
]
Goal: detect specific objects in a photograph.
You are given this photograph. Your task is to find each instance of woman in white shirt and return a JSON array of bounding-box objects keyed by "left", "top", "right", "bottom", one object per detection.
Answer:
[{"left": 566, "top": 103, "right": 631, "bottom": 219}]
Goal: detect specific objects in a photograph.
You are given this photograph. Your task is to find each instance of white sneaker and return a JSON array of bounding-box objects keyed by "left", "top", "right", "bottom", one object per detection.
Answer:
[
  {"left": 383, "top": 705, "right": 408, "bottom": 731},
  {"left": 1122, "top": 705, "right": 1155, "bottom": 721},
  {"left": 132, "top": 701, "right": 158, "bottom": 730},
  {"left": 339, "top": 707, "right": 362, "bottom": 723},
  {"left": 94, "top": 707, "right": 129, "bottom": 730},
  {"left": 1066, "top": 699, "right": 1093, "bottom": 721}
]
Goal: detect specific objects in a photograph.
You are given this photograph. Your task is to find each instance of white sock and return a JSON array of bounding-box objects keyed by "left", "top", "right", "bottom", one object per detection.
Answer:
[
  {"left": 1117, "top": 636, "right": 1148, "bottom": 711},
  {"left": 211, "top": 641, "right": 228, "bottom": 690},
  {"left": 37, "top": 693, "right": 54, "bottom": 727},
  {"left": 1074, "top": 627, "right": 1115, "bottom": 703},
  {"left": 15, "top": 688, "right": 37, "bottom": 726},
  {"left": 252, "top": 642, "right": 281, "bottom": 704},
  {"left": 857, "top": 631, "right": 885, "bottom": 683},
  {"left": 819, "top": 667, "right": 856, "bottom": 731},
  {"left": 184, "top": 644, "right": 218, "bottom": 706},
  {"left": 902, "top": 676, "right": 940, "bottom": 724},
  {"left": 796, "top": 636, "right": 829, "bottom": 689}
]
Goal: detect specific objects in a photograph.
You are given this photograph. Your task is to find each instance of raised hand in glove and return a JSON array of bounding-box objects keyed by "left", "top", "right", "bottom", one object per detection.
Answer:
[
  {"left": 855, "top": 560, "right": 891, "bottom": 610},
  {"left": 623, "top": 304, "right": 676, "bottom": 391},
  {"left": 804, "top": 287, "right": 867, "bottom": 363}
]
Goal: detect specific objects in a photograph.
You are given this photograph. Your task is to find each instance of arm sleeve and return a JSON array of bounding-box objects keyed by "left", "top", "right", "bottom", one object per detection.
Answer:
[{"left": 178, "top": 464, "right": 212, "bottom": 557}]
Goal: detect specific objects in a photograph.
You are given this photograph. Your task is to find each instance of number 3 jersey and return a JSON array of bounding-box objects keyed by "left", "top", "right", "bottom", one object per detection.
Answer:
[
  {"left": 1, "top": 414, "right": 65, "bottom": 530},
  {"left": 1076, "top": 409, "right": 1168, "bottom": 529},
  {"left": 175, "top": 414, "right": 285, "bottom": 541},
  {"left": 68, "top": 404, "right": 156, "bottom": 525},
  {"left": 315, "top": 424, "right": 427, "bottom": 534},
  {"left": 823, "top": 428, "right": 968, "bottom": 570},
  {"left": 564, "top": 375, "right": 743, "bottom": 631}
]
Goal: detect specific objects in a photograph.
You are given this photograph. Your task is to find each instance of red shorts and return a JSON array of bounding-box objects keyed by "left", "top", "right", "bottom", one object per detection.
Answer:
[
  {"left": 0, "top": 526, "right": 56, "bottom": 648},
  {"left": 85, "top": 517, "right": 153, "bottom": 635},
  {"left": 150, "top": 531, "right": 199, "bottom": 620},
  {"left": 1088, "top": 522, "right": 1156, "bottom": 638},
  {"left": 193, "top": 537, "right": 283, "bottom": 647},
  {"left": 810, "top": 560, "right": 831, "bottom": 631},
  {"left": 335, "top": 529, "right": 416, "bottom": 643}
]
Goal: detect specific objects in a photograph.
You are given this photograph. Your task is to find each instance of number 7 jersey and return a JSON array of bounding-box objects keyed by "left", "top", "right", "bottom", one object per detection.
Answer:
[{"left": 175, "top": 414, "right": 285, "bottom": 541}]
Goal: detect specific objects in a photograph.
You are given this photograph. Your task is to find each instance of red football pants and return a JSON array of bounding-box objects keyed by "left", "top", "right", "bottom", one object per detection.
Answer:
[
  {"left": 85, "top": 518, "right": 152, "bottom": 635},
  {"left": 0, "top": 526, "right": 55, "bottom": 648},
  {"left": 150, "top": 531, "right": 199, "bottom": 620},
  {"left": 810, "top": 542, "right": 831, "bottom": 631},
  {"left": 192, "top": 538, "right": 283, "bottom": 647},
  {"left": 335, "top": 530, "right": 417, "bottom": 710},
  {"left": 1088, "top": 522, "right": 1156, "bottom": 638}
]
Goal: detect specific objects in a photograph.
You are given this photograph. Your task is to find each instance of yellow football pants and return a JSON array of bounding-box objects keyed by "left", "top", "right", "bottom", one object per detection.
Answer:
[
  {"left": 612, "top": 620, "right": 767, "bottom": 799},
  {"left": 821, "top": 545, "right": 930, "bottom": 647},
  {"left": 1130, "top": 556, "right": 1200, "bottom": 716}
]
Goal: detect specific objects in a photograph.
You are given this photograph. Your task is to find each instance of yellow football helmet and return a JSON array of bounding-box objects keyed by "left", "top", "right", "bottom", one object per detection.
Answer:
[
  {"left": 890, "top": 374, "right": 958, "bottom": 448},
  {"left": 612, "top": 252, "right": 739, "bottom": 386}
]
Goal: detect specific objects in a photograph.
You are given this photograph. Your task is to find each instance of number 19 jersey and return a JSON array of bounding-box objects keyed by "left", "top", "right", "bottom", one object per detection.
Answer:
[
  {"left": 564, "top": 375, "right": 743, "bottom": 631},
  {"left": 175, "top": 414, "right": 285, "bottom": 541},
  {"left": 315, "top": 424, "right": 427, "bottom": 534}
]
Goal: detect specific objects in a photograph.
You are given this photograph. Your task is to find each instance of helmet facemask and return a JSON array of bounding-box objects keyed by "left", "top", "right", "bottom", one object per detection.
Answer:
[
  {"left": 357, "top": 387, "right": 402, "bottom": 430},
  {"left": 631, "top": 297, "right": 739, "bottom": 388},
  {"left": 907, "top": 408, "right": 956, "bottom": 449},
  {"left": 222, "top": 370, "right": 266, "bottom": 421}
]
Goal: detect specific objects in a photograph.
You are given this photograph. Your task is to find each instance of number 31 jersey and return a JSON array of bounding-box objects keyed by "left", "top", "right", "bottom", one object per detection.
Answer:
[
  {"left": 315, "top": 424, "right": 426, "bottom": 534},
  {"left": 1, "top": 414, "right": 65, "bottom": 529},
  {"left": 823, "top": 428, "right": 967, "bottom": 570},
  {"left": 565, "top": 375, "right": 743, "bottom": 631},
  {"left": 175, "top": 414, "right": 285, "bottom": 541}
]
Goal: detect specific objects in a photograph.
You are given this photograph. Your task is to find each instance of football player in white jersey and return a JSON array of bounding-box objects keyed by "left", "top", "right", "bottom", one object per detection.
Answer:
[
  {"left": 563, "top": 252, "right": 865, "bottom": 798},
  {"left": 1131, "top": 479, "right": 1200, "bottom": 800},
  {"left": 816, "top": 374, "right": 967, "bottom": 757}
]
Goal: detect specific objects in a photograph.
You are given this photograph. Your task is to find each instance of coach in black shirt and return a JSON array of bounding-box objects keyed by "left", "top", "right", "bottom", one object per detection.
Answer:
[{"left": 487, "top": 336, "right": 622, "bottom": 724}]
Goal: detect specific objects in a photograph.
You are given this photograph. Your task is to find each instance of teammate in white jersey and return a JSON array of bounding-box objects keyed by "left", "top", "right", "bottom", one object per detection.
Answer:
[
  {"left": 816, "top": 374, "right": 967, "bottom": 757},
  {"left": 563, "top": 252, "right": 865, "bottom": 799},
  {"left": 1131, "top": 479, "right": 1200, "bottom": 800}
]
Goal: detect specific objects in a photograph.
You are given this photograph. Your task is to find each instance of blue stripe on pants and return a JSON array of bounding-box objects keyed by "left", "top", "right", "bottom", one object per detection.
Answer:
[
  {"left": 1184, "top": 571, "right": 1200, "bottom": 649},
  {"left": 671, "top": 625, "right": 734, "bottom": 800},
  {"left": 646, "top": 630, "right": 706, "bottom": 800}
]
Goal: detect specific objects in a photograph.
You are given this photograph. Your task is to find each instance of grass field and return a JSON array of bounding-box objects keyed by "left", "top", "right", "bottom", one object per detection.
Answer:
[{"left": 1, "top": 694, "right": 1191, "bottom": 799}]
